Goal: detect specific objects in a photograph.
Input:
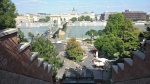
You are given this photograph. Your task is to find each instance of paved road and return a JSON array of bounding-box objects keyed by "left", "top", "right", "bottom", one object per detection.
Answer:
[
  {"left": 80, "top": 42, "right": 109, "bottom": 80},
  {"left": 54, "top": 42, "right": 109, "bottom": 80},
  {"left": 53, "top": 43, "right": 65, "bottom": 52},
  {"left": 56, "top": 51, "right": 80, "bottom": 79}
]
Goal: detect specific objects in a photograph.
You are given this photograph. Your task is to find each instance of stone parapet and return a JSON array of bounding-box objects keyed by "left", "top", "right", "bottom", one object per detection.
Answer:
[
  {"left": 0, "top": 28, "right": 53, "bottom": 84},
  {"left": 112, "top": 40, "right": 150, "bottom": 84}
]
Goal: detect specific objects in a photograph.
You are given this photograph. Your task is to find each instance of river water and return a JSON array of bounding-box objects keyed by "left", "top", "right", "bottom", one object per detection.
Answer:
[{"left": 19, "top": 23, "right": 146, "bottom": 39}]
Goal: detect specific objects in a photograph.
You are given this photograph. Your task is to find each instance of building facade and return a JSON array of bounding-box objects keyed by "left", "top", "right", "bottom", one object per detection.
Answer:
[
  {"left": 122, "top": 10, "right": 146, "bottom": 21},
  {"left": 100, "top": 12, "right": 116, "bottom": 21}
]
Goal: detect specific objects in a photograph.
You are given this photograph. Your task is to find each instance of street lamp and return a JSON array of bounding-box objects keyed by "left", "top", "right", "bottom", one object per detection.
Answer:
[
  {"left": 91, "top": 32, "right": 93, "bottom": 46},
  {"left": 138, "top": 33, "right": 145, "bottom": 52}
]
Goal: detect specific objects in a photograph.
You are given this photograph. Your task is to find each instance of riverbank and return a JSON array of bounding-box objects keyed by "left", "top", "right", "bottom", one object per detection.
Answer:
[{"left": 69, "top": 21, "right": 107, "bottom": 26}]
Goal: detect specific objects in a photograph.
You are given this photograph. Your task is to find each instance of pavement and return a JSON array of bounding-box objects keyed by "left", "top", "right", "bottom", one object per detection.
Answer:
[
  {"left": 79, "top": 42, "right": 109, "bottom": 80},
  {"left": 55, "top": 41, "right": 109, "bottom": 80},
  {"left": 56, "top": 52, "right": 80, "bottom": 79}
]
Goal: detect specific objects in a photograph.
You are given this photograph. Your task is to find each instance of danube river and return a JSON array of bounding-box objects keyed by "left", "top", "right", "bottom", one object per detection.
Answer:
[{"left": 19, "top": 22, "right": 146, "bottom": 39}]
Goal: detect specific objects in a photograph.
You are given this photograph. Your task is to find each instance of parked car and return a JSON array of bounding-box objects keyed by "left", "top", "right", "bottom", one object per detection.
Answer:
[{"left": 56, "top": 41, "right": 62, "bottom": 43}]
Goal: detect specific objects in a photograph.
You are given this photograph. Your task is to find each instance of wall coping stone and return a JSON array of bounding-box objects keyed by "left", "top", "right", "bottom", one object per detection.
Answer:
[
  {"left": 117, "top": 63, "right": 124, "bottom": 70},
  {"left": 0, "top": 28, "right": 17, "bottom": 38},
  {"left": 43, "top": 62, "right": 48, "bottom": 70},
  {"left": 132, "top": 51, "right": 145, "bottom": 60},
  {"left": 38, "top": 58, "right": 44, "bottom": 67},
  {"left": 30, "top": 52, "right": 38, "bottom": 61},
  {"left": 48, "top": 64, "right": 52, "bottom": 73},
  {"left": 124, "top": 58, "right": 133, "bottom": 66},
  {"left": 18, "top": 42, "right": 30, "bottom": 53},
  {"left": 112, "top": 65, "right": 118, "bottom": 74}
]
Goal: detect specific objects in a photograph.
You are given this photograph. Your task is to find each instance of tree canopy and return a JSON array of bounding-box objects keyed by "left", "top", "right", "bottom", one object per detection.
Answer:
[
  {"left": 85, "top": 29, "right": 98, "bottom": 40},
  {"left": 78, "top": 15, "right": 92, "bottom": 21},
  {"left": 38, "top": 16, "right": 50, "bottom": 22},
  {"left": 28, "top": 32, "right": 34, "bottom": 39},
  {"left": 31, "top": 36, "right": 63, "bottom": 75},
  {"left": 70, "top": 17, "right": 77, "bottom": 23},
  {"left": 94, "top": 34, "right": 124, "bottom": 59},
  {"left": 143, "top": 27, "right": 150, "bottom": 40},
  {"left": 0, "top": 0, "right": 17, "bottom": 30},
  {"left": 66, "top": 37, "right": 85, "bottom": 61},
  {"left": 103, "top": 13, "right": 124, "bottom": 36},
  {"left": 94, "top": 13, "right": 140, "bottom": 59},
  {"left": 18, "top": 28, "right": 28, "bottom": 43}
]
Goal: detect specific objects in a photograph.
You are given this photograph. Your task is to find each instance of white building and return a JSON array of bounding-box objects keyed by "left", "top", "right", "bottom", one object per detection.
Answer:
[
  {"left": 32, "top": 14, "right": 40, "bottom": 22},
  {"left": 15, "top": 15, "right": 28, "bottom": 24},
  {"left": 49, "top": 14, "right": 61, "bottom": 25},
  {"left": 49, "top": 8, "right": 96, "bottom": 24}
]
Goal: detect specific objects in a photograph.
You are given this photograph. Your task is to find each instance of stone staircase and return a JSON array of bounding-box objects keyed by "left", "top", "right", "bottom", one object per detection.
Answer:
[
  {"left": 111, "top": 40, "right": 150, "bottom": 84},
  {"left": 0, "top": 28, "right": 53, "bottom": 84}
]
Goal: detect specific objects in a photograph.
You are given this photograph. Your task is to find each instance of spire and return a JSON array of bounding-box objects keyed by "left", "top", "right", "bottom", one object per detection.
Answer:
[{"left": 73, "top": 7, "right": 75, "bottom": 11}]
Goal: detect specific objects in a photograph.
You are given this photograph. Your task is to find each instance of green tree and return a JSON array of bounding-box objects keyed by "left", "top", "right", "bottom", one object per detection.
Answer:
[
  {"left": 38, "top": 18, "right": 46, "bottom": 22},
  {"left": 103, "top": 13, "right": 124, "bottom": 36},
  {"left": 0, "top": 0, "right": 17, "bottom": 30},
  {"left": 66, "top": 37, "right": 84, "bottom": 61},
  {"left": 78, "top": 15, "right": 85, "bottom": 21},
  {"left": 38, "top": 16, "right": 50, "bottom": 22},
  {"left": 94, "top": 34, "right": 124, "bottom": 59},
  {"left": 28, "top": 32, "right": 34, "bottom": 38},
  {"left": 85, "top": 29, "right": 98, "bottom": 40},
  {"left": 85, "top": 16, "right": 91, "bottom": 21},
  {"left": 90, "top": 18, "right": 93, "bottom": 22},
  {"left": 105, "top": 14, "right": 140, "bottom": 51},
  {"left": 18, "top": 28, "right": 28, "bottom": 43},
  {"left": 143, "top": 27, "right": 150, "bottom": 40},
  {"left": 95, "top": 13, "right": 140, "bottom": 58},
  {"left": 45, "top": 16, "right": 50, "bottom": 22},
  {"left": 70, "top": 17, "right": 77, "bottom": 23},
  {"left": 98, "top": 30, "right": 104, "bottom": 36},
  {"left": 31, "top": 37, "right": 63, "bottom": 75}
]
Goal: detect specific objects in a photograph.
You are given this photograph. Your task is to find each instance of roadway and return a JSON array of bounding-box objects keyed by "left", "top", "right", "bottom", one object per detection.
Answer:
[{"left": 54, "top": 41, "right": 109, "bottom": 81}]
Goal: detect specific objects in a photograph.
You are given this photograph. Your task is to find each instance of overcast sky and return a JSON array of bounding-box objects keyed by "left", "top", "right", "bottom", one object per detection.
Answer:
[{"left": 11, "top": 0, "right": 150, "bottom": 14}]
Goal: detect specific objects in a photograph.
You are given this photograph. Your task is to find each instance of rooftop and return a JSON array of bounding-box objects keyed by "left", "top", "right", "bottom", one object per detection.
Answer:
[{"left": 123, "top": 10, "right": 146, "bottom": 13}]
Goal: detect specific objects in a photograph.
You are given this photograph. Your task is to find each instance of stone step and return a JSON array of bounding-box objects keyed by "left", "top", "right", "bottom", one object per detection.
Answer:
[
  {"left": 38, "top": 58, "right": 44, "bottom": 68},
  {"left": 43, "top": 62, "right": 48, "bottom": 70},
  {"left": 124, "top": 58, "right": 133, "bottom": 66},
  {"left": 18, "top": 42, "right": 30, "bottom": 53},
  {"left": 30, "top": 52, "right": 38, "bottom": 61},
  {"left": 112, "top": 65, "right": 118, "bottom": 74},
  {"left": 132, "top": 51, "right": 145, "bottom": 60},
  {"left": 117, "top": 63, "right": 124, "bottom": 70},
  {"left": 48, "top": 64, "right": 52, "bottom": 73}
]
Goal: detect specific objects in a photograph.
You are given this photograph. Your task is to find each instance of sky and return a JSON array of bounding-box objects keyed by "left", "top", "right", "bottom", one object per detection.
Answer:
[{"left": 11, "top": 0, "right": 150, "bottom": 14}]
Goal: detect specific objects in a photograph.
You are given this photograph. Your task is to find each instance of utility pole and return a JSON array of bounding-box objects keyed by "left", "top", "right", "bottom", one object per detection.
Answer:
[{"left": 92, "top": 32, "right": 93, "bottom": 46}]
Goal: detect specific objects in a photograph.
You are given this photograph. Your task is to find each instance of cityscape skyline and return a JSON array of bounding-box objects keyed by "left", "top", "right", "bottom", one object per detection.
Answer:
[{"left": 12, "top": 0, "right": 150, "bottom": 14}]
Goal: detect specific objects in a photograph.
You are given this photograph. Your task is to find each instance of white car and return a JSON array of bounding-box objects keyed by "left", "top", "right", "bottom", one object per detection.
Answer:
[{"left": 56, "top": 41, "right": 62, "bottom": 43}]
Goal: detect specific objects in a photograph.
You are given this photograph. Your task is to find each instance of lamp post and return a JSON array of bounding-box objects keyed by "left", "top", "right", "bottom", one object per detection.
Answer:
[
  {"left": 92, "top": 32, "right": 93, "bottom": 46},
  {"left": 138, "top": 33, "right": 145, "bottom": 52}
]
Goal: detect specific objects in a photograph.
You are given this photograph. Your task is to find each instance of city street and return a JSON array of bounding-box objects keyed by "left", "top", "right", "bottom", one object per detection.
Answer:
[
  {"left": 80, "top": 42, "right": 109, "bottom": 80},
  {"left": 55, "top": 41, "right": 109, "bottom": 81}
]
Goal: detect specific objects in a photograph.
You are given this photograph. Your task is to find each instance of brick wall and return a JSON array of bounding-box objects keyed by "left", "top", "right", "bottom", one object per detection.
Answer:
[
  {"left": 0, "top": 29, "right": 53, "bottom": 84},
  {"left": 0, "top": 70, "right": 51, "bottom": 84},
  {"left": 114, "top": 77, "right": 150, "bottom": 84},
  {"left": 112, "top": 40, "right": 150, "bottom": 84}
]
